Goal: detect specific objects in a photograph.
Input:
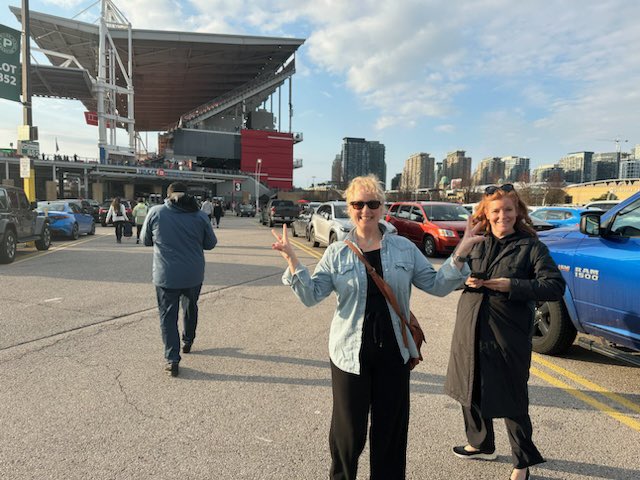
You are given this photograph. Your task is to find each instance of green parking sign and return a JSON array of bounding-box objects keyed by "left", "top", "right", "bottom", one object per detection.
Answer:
[{"left": 0, "top": 24, "right": 21, "bottom": 103}]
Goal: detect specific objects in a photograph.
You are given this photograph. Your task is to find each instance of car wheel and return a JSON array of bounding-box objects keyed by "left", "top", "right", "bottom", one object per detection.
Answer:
[
  {"left": 0, "top": 228, "right": 17, "bottom": 264},
  {"left": 35, "top": 224, "right": 52, "bottom": 251},
  {"left": 329, "top": 232, "right": 337, "bottom": 245},
  {"left": 88, "top": 222, "right": 96, "bottom": 235},
  {"left": 70, "top": 223, "right": 79, "bottom": 240},
  {"left": 532, "top": 301, "right": 577, "bottom": 355},
  {"left": 423, "top": 236, "right": 436, "bottom": 257},
  {"left": 310, "top": 228, "right": 319, "bottom": 247},
  {"left": 291, "top": 223, "right": 298, "bottom": 237}
]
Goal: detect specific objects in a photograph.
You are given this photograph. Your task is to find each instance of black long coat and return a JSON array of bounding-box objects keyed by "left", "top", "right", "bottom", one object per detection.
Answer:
[{"left": 444, "top": 231, "right": 565, "bottom": 418}]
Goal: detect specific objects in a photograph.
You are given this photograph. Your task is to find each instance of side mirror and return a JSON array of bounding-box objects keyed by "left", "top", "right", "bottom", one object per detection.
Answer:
[
  {"left": 30, "top": 201, "right": 37, "bottom": 210},
  {"left": 580, "top": 211, "right": 603, "bottom": 236}
]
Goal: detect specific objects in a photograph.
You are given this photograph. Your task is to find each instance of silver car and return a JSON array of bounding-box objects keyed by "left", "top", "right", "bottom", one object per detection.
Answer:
[{"left": 308, "top": 201, "right": 396, "bottom": 247}]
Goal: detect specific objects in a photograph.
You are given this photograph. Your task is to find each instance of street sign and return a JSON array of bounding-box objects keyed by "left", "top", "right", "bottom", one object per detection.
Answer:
[
  {"left": 234, "top": 180, "right": 242, "bottom": 191},
  {"left": 17, "top": 140, "right": 39, "bottom": 158},
  {"left": 0, "top": 24, "right": 21, "bottom": 103},
  {"left": 19, "top": 157, "right": 31, "bottom": 178}
]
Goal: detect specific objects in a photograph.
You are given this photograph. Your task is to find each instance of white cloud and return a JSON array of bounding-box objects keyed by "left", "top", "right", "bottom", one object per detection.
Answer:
[{"left": 435, "top": 124, "right": 455, "bottom": 133}]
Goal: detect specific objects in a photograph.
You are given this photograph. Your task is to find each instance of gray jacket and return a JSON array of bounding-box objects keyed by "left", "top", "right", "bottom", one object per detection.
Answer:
[{"left": 142, "top": 193, "right": 217, "bottom": 288}]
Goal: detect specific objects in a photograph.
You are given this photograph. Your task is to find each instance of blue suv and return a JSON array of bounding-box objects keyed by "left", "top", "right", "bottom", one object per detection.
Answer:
[{"left": 533, "top": 191, "right": 640, "bottom": 365}]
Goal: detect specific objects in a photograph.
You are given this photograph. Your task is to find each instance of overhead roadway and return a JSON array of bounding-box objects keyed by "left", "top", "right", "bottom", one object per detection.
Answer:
[{"left": 9, "top": 6, "right": 305, "bottom": 132}]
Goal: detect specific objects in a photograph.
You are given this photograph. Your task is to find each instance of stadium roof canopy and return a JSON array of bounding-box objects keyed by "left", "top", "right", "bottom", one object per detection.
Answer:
[{"left": 10, "top": 6, "right": 304, "bottom": 131}]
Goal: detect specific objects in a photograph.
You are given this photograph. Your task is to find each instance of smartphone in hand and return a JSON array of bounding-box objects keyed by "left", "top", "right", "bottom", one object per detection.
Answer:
[{"left": 470, "top": 271, "right": 488, "bottom": 280}]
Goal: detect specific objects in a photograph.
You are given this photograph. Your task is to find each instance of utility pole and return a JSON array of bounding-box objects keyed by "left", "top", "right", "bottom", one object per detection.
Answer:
[{"left": 20, "top": 0, "right": 37, "bottom": 201}]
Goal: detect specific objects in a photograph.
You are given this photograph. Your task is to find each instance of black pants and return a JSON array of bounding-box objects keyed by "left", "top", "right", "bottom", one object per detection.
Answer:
[
  {"left": 328, "top": 343, "right": 410, "bottom": 479},
  {"left": 214, "top": 214, "right": 221, "bottom": 227},
  {"left": 136, "top": 223, "right": 143, "bottom": 239},
  {"left": 114, "top": 221, "right": 124, "bottom": 241},
  {"left": 462, "top": 402, "right": 544, "bottom": 468}
]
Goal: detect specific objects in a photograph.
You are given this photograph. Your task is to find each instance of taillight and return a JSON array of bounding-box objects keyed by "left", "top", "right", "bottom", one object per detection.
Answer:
[
  {"left": 270, "top": 207, "right": 276, "bottom": 214},
  {"left": 49, "top": 215, "right": 66, "bottom": 220}
]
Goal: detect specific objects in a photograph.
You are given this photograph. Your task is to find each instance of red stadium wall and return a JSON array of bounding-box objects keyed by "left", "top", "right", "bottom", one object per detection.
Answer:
[{"left": 240, "top": 129, "right": 294, "bottom": 190}]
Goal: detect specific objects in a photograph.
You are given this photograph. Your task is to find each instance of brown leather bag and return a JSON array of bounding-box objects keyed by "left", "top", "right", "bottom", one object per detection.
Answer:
[{"left": 345, "top": 240, "right": 426, "bottom": 370}]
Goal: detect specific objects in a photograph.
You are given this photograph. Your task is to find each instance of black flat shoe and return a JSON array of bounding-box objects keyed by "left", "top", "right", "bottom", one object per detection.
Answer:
[
  {"left": 510, "top": 467, "right": 529, "bottom": 480},
  {"left": 453, "top": 445, "right": 497, "bottom": 460},
  {"left": 164, "top": 361, "right": 179, "bottom": 377}
]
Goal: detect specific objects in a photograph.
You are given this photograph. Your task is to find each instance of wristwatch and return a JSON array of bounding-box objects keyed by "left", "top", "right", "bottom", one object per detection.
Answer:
[{"left": 453, "top": 253, "right": 469, "bottom": 263}]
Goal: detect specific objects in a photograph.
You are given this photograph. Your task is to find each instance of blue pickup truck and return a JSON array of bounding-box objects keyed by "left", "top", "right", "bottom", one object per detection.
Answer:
[{"left": 533, "top": 191, "right": 640, "bottom": 366}]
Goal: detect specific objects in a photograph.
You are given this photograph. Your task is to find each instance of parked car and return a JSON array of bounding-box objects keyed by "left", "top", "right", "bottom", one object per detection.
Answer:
[
  {"left": 65, "top": 198, "right": 100, "bottom": 222},
  {"left": 583, "top": 200, "right": 621, "bottom": 211},
  {"left": 529, "top": 206, "right": 587, "bottom": 228},
  {"left": 460, "top": 201, "right": 553, "bottom": 231},
  {"left": 533, "top": 191, "right": 640, "bottom": 366},
  {"left": 235, "top": 203, "right": 256, "bottom": 217},
  {"left": 308, "top": 201, "right": 397, "bottom": 247},
  {"left": 37, "top": 201, "right": 96, "bottom": 239},
  {"left": 260, "top": 199, "right": 299, "bottom": 227},
  {"left": 385, "top": 201, "right": 469, "bottom": 256},
  {"left": 99, "top": 199, "right": 133, "bottom": 226},
  {"left": 290, "top": 202, "right": 320, "bottom": 239},
  {"left": 0, "top": 186, "right": 51, "bottom": 263}
]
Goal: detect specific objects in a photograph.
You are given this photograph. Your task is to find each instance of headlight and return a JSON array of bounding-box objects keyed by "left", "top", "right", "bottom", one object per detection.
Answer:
[{"left": 438, "top": 229, "right": 455, "bottom": 237}]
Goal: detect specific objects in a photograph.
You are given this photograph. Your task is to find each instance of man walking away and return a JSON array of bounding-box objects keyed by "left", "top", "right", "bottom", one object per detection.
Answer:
[
  {"left": 132, "top": 197, "right": 149, "bottom": 244},
  {"left": 201, "top": 197, "right": 214, "bottom": 226},
  {"left": 141, "top": 183, "right": 217, "bottom": 377},
  {"left": 213, "top": 201, "right": 223, "bottom": 228}
]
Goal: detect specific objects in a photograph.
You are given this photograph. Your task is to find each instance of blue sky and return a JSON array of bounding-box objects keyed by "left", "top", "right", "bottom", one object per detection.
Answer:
[{"left": 1, "top": 0, "right": 639, "bottom": 188}]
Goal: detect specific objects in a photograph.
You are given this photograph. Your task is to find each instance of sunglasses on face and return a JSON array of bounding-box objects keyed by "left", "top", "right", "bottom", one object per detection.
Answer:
[
  {"left": 349, "top": 200, "right": 382, "bottom": 210},
  {"left": 484, "top": 183, "right": 515, "bottom": 195}
]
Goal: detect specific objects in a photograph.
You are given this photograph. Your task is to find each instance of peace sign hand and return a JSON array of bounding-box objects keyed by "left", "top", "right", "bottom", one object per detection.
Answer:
[
  {"left": 456, "top": 215, "right": 486, "bottom": 257},
  {"left": 272, "top": 224, "right": 299, "bottom": 273}
]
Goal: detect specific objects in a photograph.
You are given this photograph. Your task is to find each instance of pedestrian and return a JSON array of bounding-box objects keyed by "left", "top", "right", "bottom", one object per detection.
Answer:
[
  {"left": 131, "top": 197, "right": 149, "bottom": 244},
  {"left": 213, "top": 201, "right": 223, "bottom": 228},
  {"left": 271, "top": 174, "right": 484, "bottom": 479},
  {"left": 444, "top": 184, "right": 566, "bottom": 480},
  {"left": 105, "top": 197, "right": 128, "bottom": 243},
  {"left": 141, "top": 182, "right": 217, "bottom": 377},
  {"left": 201, "top": 197, "right": 214, "bottom": 226}
]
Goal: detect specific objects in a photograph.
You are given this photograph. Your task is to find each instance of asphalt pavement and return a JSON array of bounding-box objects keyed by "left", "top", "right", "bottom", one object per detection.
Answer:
[{"left": 0, "top": 216, "right": 638, "bottom": 479}]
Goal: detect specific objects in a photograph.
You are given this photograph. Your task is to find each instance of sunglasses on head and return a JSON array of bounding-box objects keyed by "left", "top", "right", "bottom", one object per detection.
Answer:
[
  {"left": 484, "top": 184, "right": 515, "bottom": 195},
  {"left": 349, "top": 200, "right": 382, "bottom": 210}
]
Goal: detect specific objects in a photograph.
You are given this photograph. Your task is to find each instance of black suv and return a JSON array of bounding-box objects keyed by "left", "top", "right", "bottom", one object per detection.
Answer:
[{"left": 0, "top": 185, "right": 52, "bottom": 264}]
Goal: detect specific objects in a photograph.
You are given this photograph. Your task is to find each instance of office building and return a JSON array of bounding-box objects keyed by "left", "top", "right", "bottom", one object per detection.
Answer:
[
  {"left": 471, "top": 157, "right": 504, "bottom": 186},
  {"left": 502, "top": 156, "right": 530, "bottom": 183},
  {"left": 400, "top": 152, "right": 435, "bottom": 191},
  {"left": 341, "top": 137, "right": 387, "bottom": 187},
  {"left": 620, "top": 160, "right": 640, "bottom": 179},
  {"left": 442, "top": 150, "right": 472, "bottom": 186},
  {"left": 331, "top": 154, "right": 343, "bottom": 186},
  {"left": 558, "top": 152, "right": 593, "bottom": 184},
  {"left": 390, "top": 173, "right": 402, "bottom": 191},
  {"left": 532, "top": 164, "right": 564, "bottom": 184}
]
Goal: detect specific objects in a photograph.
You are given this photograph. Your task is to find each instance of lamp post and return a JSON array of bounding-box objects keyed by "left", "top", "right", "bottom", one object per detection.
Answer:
[{"left": 255, "top": 158, "right": 262, "bottom": 217}]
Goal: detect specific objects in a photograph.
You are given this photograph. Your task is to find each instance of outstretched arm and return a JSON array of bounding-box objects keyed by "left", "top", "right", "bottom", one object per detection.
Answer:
[{"left": 272, "top": 224, "right": 299, "bottom": 275}]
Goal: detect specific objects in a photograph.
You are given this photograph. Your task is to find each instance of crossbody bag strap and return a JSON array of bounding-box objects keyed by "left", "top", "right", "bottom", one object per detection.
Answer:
[{"left": 344, "top": 240, "right": 411, "bottom": 348}]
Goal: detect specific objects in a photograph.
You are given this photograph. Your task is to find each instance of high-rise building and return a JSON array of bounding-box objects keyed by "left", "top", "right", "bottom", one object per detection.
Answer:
[
  {"left": 341, "top": 137, "right": 387, "bottom": 187},
  {"left": 471, "top": 157, "right": 504, "bottom": 186},
  {"left": 620, "top": 160, "right": 640, "bottom": 179},
  {"left": 390, "top": 173, "right": 402, "bottom": 190},
  {"left": 591, "top": 152, "right": 627, "bottom": 181},
  {"left": 400, "top": 152, "right": 435, "bottom": 191},
  {"left": 558, "top": 152, "right": 593, "bottom": 184},
  {"left": 331, "top": 154, "right": 343, "bottom": 186},
  {"left": 532, "top": 164, "right": 564, "bottom": 184},
  {"left": 442, "top": 150, "right": 472, "bottom": 186},
  {"left": 502, "top": 156, "right": 530, "bottom": 183},
  {"left": 434, "top": 162, "right": 443, "bottom": 188}
]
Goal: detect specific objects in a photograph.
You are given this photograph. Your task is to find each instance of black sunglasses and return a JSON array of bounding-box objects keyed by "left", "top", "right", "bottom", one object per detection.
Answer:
[
  {"left": 349, "top": 200, "right": 382, "bottom": 210},
  {"left": 484, "top": 184, "right": 515, "bottom": 195}
]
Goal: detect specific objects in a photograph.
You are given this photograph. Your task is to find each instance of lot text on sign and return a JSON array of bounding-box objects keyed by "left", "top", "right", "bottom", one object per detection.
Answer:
[
  {"left": 20, "top": 157, "right": 31, "bottom": 178},
  {"left": 0, "top": 24, "right": 21, "bottom": 103}
]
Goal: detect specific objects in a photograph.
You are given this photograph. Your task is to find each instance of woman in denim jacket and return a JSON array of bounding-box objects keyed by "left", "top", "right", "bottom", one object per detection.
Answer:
[{"left": 272, "top": 175, "right": 484, "bottom": 480}]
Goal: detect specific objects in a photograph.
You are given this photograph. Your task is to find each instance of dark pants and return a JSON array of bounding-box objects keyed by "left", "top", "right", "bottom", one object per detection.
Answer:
[
  {"left": 155, "top": 284, "right": 202, "bottom": 363},
  {"left": 214, "top": 214, "right": 221, "bottom": 227},
  {"left": 136, "top": 223, "right": 143, "bottom": 239},
  {"left": 328, "top": 343, "right": 410, "bottom": 480},
  {"left": 462, "top": 402, "right": 544, "bottom": 468},
  {"left": 114, "top": 220, "right": 124, "bottom": 241}
]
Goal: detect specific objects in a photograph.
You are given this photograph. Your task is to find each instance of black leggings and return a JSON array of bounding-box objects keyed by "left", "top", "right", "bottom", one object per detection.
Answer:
[{"left": 114, "top": 221, "right": 124, "bottom": 240}]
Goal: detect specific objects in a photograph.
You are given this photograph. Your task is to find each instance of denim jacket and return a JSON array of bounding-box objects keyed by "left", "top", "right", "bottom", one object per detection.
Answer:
[{"left": 282, "top": 224, "right": 469, "bottom": 374}]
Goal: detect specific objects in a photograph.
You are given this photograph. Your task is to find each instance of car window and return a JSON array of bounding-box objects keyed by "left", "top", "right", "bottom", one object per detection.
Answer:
[
  {"left": 610, "top": 199, "right": 640, "bottom": 237},
  {"left": 544, "top": 210, "right": 564, "bottom": 220},
  {"left": 43, "top": 202, "right": 67, "bottom": 212},
  {"left": 410, "top": 206, "right": 424, "bottom": 222},
  {"left": 7, "top": 190, "right": 19, "bottom": 209},
  {"left": 388, "top": 204, "right": 399, "bottom": 216},
  {"left": 0, "top": 189, "right": 7, "bottom": 210},
  {"left": 17, "top": 191, "right": 30, "bottom": 210},
  {"left": 564, "top": 211, "right": 575, "bottom": 220},
  {"left": 530, "top": 210, "right": 544, "bottom": 220},
  {"left": 69, "top": 203, "right": 82, "bottom": 214},
  {"left": 334, "top": 205, "right": 348, "bottom": 218},
  {"left": 430, "top": 204, "right": 469, "bottom": 221},
  {"left": 398, "top": 205, "right": 411, "bottom": 219},
  {"left": 317, "top": 205, "right": 329, "bottom": 216}
]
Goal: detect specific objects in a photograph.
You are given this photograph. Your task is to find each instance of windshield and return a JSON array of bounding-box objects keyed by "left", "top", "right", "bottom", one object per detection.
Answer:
[
  {"left": 38, "top": 202, "right": 67, "bottom": 212},
  {"left": 334, "top": 205, "right": 349, "bottom": 218},
  {"left": 429, "top": 205, "right": 469, "bottom": 221}
]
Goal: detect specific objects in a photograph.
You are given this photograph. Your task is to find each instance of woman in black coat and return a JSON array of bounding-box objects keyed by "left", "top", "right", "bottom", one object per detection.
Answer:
[{"left": 444, "top": 184, "right": 565, "bottom": 480}]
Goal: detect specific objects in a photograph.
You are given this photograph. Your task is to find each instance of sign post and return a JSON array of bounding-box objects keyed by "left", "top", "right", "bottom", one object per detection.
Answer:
[{"left": 0, "top": 23, "right": 21, "bottom": 103}]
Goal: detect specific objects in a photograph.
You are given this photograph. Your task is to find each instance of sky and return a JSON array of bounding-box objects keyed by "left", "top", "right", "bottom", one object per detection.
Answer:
[{"left": 1, "top": 0, "right": 639, "bottom": 188}]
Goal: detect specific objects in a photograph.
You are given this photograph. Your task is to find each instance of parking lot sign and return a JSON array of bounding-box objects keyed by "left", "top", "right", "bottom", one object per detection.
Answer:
[
  {"left": 0, "top": 24, "right": 21, "bottom": 103},
  {"left": 234, "top": 180, "right": 242, "bottom": 191}
]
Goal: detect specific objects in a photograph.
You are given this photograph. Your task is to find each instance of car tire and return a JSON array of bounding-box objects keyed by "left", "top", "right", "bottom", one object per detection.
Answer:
[
  {"left": 310, "top": 228, "right": 319, "bottom": 247},
  {"left": 291, "top": 223, "right": 298, "bottom": 237},
  {"left": 532, "top": 301, "right": 577, "bottom": 355},
  {"left": 423, "top": 236, "right": 436, "bottom": 257},
  {"left": 329, "top": 232, "right": 337, "bottom": 245},
  {"left": 88, "top": 222, "right": 96, "bottom": 235},
  {"left": 0, "top": 228, "right": 17, "bottom": 264},
  {"left": 268, "top": 218, "right": 274, "bottom": 228},
  {"left": 70, "top": 223, "right": 79, "bottom": 240},
  {"left": 35, "top": 224, "right": 52, "bottom": 251}
]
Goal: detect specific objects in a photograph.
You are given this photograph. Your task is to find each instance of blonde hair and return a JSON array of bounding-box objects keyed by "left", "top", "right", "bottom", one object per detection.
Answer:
[
  {"left": 344, "top": 175, "right": 386, "bottom": 204},
  {"left": 472, "top": 188, "right": 537, "bottom": 237}
]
